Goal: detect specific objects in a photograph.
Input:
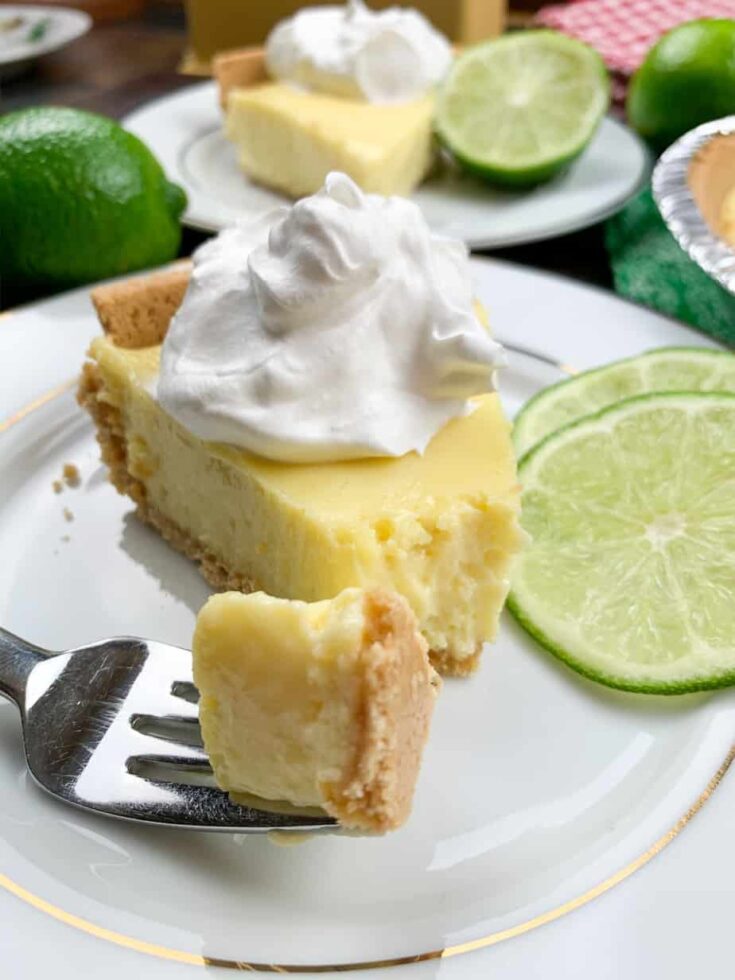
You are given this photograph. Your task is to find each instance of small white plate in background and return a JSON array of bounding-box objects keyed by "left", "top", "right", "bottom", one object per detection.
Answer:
[{"left": 0, "top": 4, "right": 91, "bottom": 75}]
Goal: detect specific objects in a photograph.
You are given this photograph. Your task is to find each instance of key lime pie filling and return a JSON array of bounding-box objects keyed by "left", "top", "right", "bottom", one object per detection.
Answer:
[
  {"left": 194, "top": 587, "right": 439, "bottom": 831},
  {"left": 79, "top": 173, "right": 522, "bottom": 677},
  {"left": 215, "top": 0, "right": 452, "bottom": 197}
]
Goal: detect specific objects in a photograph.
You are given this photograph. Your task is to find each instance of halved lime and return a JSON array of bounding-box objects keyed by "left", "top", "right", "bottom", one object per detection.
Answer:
[
  {"left": 508, "top": 392, "right": 735, "bottom": 694},
  {"left": 514, "top": 347, "right": 735, "bottom": 458},
  {"left": 436, "top": 31, "right": 610, "bottom": 186}
]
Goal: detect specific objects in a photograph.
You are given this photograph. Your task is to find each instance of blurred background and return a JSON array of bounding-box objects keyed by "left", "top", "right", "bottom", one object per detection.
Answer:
[
  {"left": 1, "top": 0, "right": 734, "bottom": 344},
  {"left": 0, "top": 0, "right": 612, "bottom": 310},
  {"left": 0, "top": 1, "right": 547, "bottom": 117}
]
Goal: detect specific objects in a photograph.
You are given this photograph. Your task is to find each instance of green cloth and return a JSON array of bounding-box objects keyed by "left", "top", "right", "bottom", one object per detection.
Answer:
[{"left": 605, "top": 188, "right": 735, "bottom": 348}]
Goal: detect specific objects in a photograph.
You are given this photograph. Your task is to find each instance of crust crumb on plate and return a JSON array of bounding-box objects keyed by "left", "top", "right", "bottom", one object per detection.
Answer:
[{"left": 62, "top": 463, "right": 81, "bottom": 488}]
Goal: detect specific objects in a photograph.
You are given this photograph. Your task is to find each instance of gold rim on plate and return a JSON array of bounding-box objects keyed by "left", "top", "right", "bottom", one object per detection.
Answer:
[{"left": 0, "top": 381, "right": 732, "bottom": 973}]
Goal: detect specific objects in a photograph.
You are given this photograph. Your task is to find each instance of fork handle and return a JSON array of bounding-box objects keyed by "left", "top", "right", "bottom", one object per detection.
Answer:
[{"left": 0, "top": 628, "right": 49, "bottom": 707}]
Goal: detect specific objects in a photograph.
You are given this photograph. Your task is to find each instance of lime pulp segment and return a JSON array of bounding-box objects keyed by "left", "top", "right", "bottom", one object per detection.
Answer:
[
  {"left": 513, "top": 347, "right": 735, "bottom": 457},
  {"left": 509, "top": 392, "right": 735, "bottom": 694},
  {"left": 436, "top": 31, "right": 610, "bottom": 185}
]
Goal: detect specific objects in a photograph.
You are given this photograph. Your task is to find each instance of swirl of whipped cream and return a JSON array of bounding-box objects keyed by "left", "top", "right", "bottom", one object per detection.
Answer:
[
  {"left": 265, "top": 0, "right": 452, "bottom": 104},
  {"left": 158, "top": 173, "right": 505, "bottom": 464}
]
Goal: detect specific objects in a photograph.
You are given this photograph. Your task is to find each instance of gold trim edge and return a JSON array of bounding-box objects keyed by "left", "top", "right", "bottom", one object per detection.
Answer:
[
  {"left": 2, "top": 746, "right": 731, "bottom": 974},
  {"left": 0, "top": 385, "right": 733, "bottom": 973},
  {"left": 0, "top": 380, "right": 76, "bottom": 435}
]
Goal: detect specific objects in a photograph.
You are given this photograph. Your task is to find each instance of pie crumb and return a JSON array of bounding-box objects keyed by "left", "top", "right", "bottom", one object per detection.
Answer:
[
  {"left": 52, "top": 480, "right": 63, "bottom": 494},
  {"left": 63, "top": 463, "right": 81, "bottom": 488},
  {"left": 63, "top": 507, "right": 74, "bottom": 523}
]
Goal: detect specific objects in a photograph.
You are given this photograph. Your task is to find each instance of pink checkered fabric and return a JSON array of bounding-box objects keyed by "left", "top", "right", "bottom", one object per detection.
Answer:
[{"left": 537, "top": 0, "right": 735, "bottom": 76}]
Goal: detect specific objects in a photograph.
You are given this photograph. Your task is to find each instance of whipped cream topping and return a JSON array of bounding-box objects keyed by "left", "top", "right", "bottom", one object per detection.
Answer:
[
  {"left": 158, "top": 173, "right": 505, "bottom": 464},
  {"left": 265, "top": 0, "right": 452, "bottom": 104}
]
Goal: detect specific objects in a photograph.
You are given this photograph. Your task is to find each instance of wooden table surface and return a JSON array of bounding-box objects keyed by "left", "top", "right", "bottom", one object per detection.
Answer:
[{"left": 0, "top": 4, "right": 614, "bottom": 312}]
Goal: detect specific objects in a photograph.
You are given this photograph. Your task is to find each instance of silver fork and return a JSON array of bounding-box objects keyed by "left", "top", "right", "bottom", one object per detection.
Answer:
[{"left": 0, "top": 628, "right": 336, "bottom": 834}]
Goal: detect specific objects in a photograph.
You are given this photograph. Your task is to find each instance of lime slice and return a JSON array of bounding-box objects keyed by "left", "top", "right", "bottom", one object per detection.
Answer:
[
  {"left": 508, "top": 392, "right": 735, "bottom": 694},
  {"left": 514, "top": 347, "right": 735, "bottom": 458},
  {"left": 436, "top": 31, "right": 610, "bottom": 186}
]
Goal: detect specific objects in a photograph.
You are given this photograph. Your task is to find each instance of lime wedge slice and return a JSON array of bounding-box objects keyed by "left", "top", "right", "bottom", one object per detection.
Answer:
[
  {"left": 508, "top": 392, "right": 735, "bottom": 694},
  {"left": 436, "top": 31, "right": 610, "bottom": 186},
  {"left": 514, "top": 347, "right": 735, "bottom": 458}
]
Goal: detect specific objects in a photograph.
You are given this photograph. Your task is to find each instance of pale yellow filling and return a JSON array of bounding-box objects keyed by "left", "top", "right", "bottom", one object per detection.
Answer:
[
  {"left": 91, "top": 337, "right": 522, "bottom": 664},
  {"left": 225, "top": 83, "right": 435, "bottom": 197},
  {"left": 194, "top": 589, "right": 366, "bottom": 806}
]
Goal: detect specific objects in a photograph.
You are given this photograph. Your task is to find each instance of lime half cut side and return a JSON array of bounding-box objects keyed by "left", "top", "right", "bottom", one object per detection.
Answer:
[
  {"left": 513, "top": 347, "right": 735, "bottom": 457},
  {"left": 436, "top": 31, "right": 610, "bottom": 186},
  {"left": 509, "top": 392, "right": 735, "bottom": 694}
]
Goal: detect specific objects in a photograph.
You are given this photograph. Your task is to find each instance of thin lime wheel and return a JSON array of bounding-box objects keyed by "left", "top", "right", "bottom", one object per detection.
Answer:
[
  {"left": 436, "top": 31, "right": 610, "bottom": 186},
  {"left": 509, "top": 392, "right": 735, "bottom": 694},
  {"left": 514, "top": 347, "right": 735, "bottom": 457}
]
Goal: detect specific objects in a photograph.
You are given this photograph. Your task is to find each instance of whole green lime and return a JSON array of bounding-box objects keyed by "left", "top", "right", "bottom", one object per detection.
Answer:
[
  {"left": 627, "top": 19, "right": 735, "bottom": 151},
  {"left": 0, "top": 107, "right": 187, "bottom": 286}
]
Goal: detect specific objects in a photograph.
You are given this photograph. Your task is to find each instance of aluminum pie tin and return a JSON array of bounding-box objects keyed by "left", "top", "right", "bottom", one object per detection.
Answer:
[{"left": 652, "top": 115, "right": 735, "bottom": 296}]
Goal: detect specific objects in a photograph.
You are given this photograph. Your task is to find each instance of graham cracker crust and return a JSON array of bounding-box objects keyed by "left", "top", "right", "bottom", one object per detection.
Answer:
[
  {"left": 430, "top": 644, "right": 481, "bottom": 678},
  {"left": 213, "top": 46, "right": 268, "bottom": 108},
  {"left": 78, "top": 358, "right": 480, "bottom": 678},
  {"left": 78, "top": 361, "right": 260, "bottom": 595},
  {"left": 90, "top": 265, "right": 191, "bottom": 350},
  {"left": 323, "top": 588, "right": 439, "bottom": 832}
]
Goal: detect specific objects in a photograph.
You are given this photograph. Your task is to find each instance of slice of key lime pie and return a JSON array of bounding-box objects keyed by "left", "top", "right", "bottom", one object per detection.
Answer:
[
  {"left": 216, "top": 0, "right": 452, "bottom": 197},
  {"left": 194, "top": 587, "right": 439, "bottom": 831},
  {"left": 80, "top": 172, "right": 522, "bottom": 675}
]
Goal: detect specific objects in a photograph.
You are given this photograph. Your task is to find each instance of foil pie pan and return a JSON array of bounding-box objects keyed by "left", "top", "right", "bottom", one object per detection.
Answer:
[{"left": 652, "top": 116, "right": 735, "bottom": 297}]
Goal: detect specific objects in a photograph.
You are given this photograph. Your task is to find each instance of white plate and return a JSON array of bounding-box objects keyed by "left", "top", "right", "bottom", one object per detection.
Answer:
[
  {"left": 0, "top": 260, "right": 733, "bottom": 980},
  {"left": 123, "top": 82, "right": 650, "bottom": 248},
  {"left": 0, "top": 5, "right": 90, "bottom": 72}
]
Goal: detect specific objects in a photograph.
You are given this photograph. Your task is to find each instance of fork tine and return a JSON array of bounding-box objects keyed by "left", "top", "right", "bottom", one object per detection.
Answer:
[
  {"left": 130, "top": 712, "right": 203, "bottom": 746},
  {"left": 126, "top": 728, "right": 210, "bottom": 764},
  {"left": 127, "top": 753, "right": 213, "bottom": 775},
  {"left": 124, "top": 757, "right": 337, "bottom": 831},
  {"left": 171, "top": 680, "right": 199, "bottom": 704},
  {"left": 123, "top": 778, "right": 337, "bottom": 831}
]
